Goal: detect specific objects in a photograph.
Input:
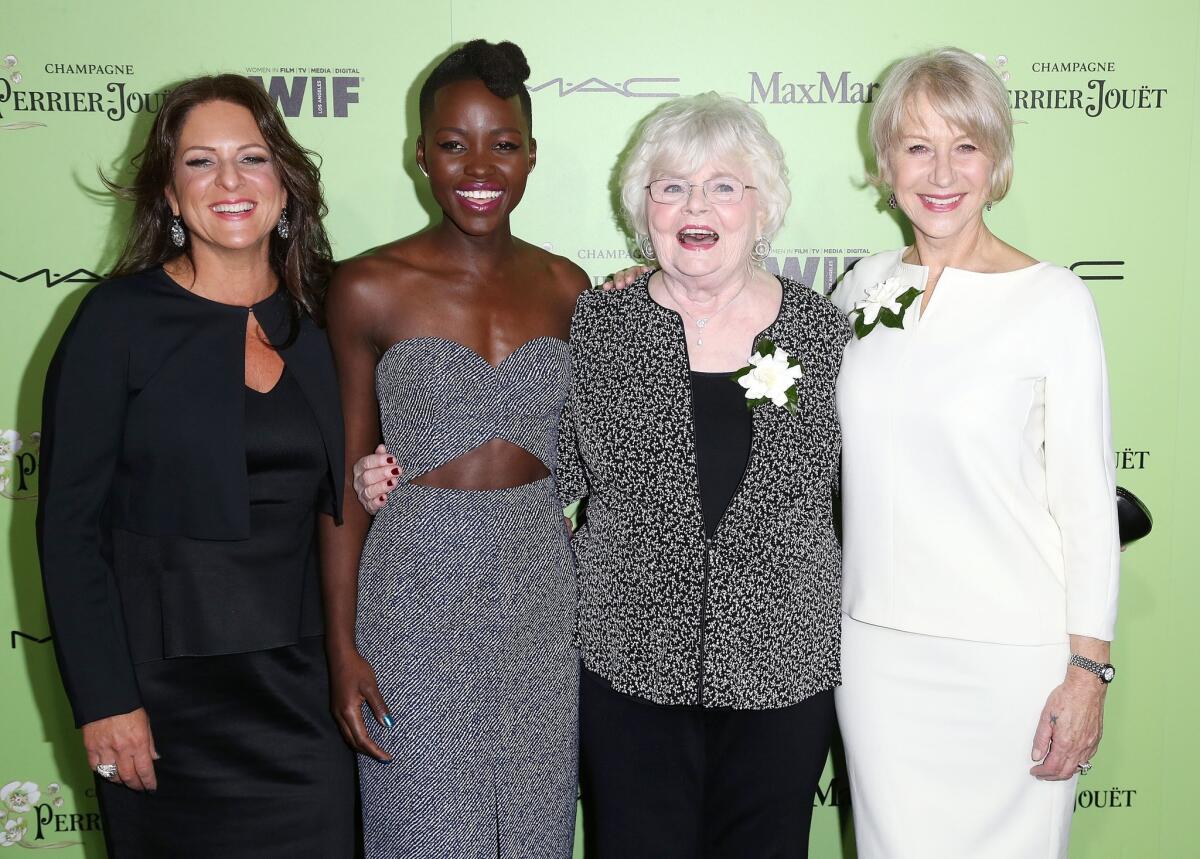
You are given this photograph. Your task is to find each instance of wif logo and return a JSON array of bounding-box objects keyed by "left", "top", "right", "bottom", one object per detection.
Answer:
[{"left": 248, "top": 69, "right": 361, "bottom": 118}]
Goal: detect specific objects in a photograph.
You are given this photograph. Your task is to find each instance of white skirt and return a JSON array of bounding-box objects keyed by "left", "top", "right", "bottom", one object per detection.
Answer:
[{"left": 835, "top": 616, "right": 1077, "bottom": 859}]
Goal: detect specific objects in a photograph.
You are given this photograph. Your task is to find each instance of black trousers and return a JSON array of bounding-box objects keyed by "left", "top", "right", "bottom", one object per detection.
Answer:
[{"left": 579, "top": 667, "right": 835, "bottom": 859}]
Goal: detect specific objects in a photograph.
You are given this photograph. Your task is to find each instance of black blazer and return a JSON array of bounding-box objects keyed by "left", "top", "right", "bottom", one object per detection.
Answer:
[{"left": 36, "top": 268, "right": 344, "bottom": 726}]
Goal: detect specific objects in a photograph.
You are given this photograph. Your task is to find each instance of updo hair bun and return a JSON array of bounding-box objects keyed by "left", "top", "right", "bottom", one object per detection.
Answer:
[
  {"left": 419, "top": 39, "right": 535, "bottom": 131},
  {"left": 461, "top": 39, "right": 530, "bottom": 101}
]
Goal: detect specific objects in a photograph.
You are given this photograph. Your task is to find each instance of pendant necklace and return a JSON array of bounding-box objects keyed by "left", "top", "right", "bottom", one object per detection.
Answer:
[{"left": 663, "top": 277, "right": 750, "bottom": 347}]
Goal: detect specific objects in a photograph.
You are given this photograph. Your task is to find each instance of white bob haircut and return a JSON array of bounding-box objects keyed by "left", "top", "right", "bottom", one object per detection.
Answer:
[
  {"left": 619, "top": 92, "right": 791, "bottom": 247},
  {"left": 869, "top": 47, "right": 1015, "bottom": 202}
]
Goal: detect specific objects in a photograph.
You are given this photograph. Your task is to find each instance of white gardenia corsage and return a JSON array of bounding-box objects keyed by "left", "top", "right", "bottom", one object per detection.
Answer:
[
  {"left": 851, "top": 276, "right": 923, "bottom": 339},
  {"left": 730, "top": 339, "right": 803, "bottom": 414}
]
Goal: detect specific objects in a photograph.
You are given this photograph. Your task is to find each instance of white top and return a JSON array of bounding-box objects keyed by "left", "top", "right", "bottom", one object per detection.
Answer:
[{"left": 831, "top": 249, "right": 1119, "bottom": 644}]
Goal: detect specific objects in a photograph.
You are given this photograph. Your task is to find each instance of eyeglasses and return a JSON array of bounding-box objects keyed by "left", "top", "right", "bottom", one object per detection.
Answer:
[{"left": 645, "top": 177, "right": 757, "bottom": 205}]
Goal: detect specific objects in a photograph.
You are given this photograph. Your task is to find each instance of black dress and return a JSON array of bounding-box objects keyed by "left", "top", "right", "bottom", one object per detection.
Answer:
[
  {"left": 37, "top": 269, "right": 354, "bottom": 859},
  {"left": 95, "top": 369, "right": 354, "bottom": 858}
]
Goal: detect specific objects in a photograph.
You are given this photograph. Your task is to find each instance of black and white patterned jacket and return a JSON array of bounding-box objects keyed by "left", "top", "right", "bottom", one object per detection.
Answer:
[{"left": 557, "top": 272, "right": 851, "bottom": 709}]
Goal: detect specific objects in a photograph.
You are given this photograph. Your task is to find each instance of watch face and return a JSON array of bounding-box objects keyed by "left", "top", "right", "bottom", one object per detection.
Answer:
[{"left": 1102, "top": 666, "right": 1116, "bottom": 682}]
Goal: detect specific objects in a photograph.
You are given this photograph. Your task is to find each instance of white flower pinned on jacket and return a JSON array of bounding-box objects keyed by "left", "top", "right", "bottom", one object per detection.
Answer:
[
  {"left": 730, "top": 339, "right": 803, "bottom": 414},
  {"left": 851, "top": 276, "right": 923, "bottom": 339}
]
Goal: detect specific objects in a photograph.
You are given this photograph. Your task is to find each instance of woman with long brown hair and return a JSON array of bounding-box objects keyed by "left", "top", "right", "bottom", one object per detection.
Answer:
[{"left": 37, "top": 74, "right": 354, "bottom": 857}]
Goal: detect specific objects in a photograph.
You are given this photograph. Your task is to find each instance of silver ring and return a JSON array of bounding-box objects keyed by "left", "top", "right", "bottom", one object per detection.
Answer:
[
  {"left": 95, "top": 763, "right": 118, "bottom": 780},
  {"left": 1077, "top": 760, "right": 1093, "bottom": 775}
]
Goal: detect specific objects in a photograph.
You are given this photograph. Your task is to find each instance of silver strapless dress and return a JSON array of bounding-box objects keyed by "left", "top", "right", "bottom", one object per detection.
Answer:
[{"left": 356, "top": 336, "right": 578, "bottom": 859}]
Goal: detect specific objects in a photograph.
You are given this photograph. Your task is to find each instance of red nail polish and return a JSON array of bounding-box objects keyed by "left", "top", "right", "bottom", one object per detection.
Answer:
[
  {"left": 387, "top": 480, "right": 394, "bottom": 487},
  {"left": 386, "top": 457, "right": 395, "bottom": 464},
  {"left": 391, "top": 468, "right": 400, "bottom": 476}
]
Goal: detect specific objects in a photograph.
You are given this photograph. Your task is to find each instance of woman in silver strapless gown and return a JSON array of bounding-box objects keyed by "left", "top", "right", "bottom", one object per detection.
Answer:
[
  {"left": 355, "top": 337, "right": 579, "bottom": 857},
  {"left": 319, "top": 41, "right": 589, "bottom": 858}
]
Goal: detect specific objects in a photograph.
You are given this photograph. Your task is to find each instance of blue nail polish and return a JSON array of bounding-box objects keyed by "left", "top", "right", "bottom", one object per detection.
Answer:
[{"left": 382, "top": 714, "right": 394, "bottom": 729}]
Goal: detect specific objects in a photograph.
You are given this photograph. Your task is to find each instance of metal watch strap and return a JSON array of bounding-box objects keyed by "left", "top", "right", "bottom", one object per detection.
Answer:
[{"left": 1070, "top": 654, "right": 1116, "bottom": 683}]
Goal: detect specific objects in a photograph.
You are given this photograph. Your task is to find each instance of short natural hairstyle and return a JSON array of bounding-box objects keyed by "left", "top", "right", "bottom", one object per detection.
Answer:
[
  {"left": 619, "top": 92, "right": 790, "bottom": 251},
  {"left": 869, "top": 47, "right": 1014, "bottom": 202},
  {"left": 419, "top": 39, "right": 532, "bottom": 132},
  {"left": 105, "top": 74, "right": 333, "bottom": 324}
]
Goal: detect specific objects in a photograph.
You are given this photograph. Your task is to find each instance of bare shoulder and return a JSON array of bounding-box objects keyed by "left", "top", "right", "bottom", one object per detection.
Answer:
[
  {"left": 515, "top": 239, "right": 591, "bottom": 305},
  {"left": 548, "top": 253, "right": 592, "bottom": 299},
  {"left": 327, "top": 238, "right": 429, "bottom": 311}
]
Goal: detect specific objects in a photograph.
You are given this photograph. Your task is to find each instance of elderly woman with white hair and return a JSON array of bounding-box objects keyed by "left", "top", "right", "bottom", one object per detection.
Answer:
[
  {"left": 831, "top": 47, "right": 1119, "bottom": 856},
  {"left": 550, "top": 92, "right": 850, "bottom": 857}
]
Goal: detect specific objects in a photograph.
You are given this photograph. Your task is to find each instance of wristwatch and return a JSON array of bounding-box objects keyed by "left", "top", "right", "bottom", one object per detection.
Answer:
[{"left": 1070, "top": 654, "right": 1116, "bottom": 684}]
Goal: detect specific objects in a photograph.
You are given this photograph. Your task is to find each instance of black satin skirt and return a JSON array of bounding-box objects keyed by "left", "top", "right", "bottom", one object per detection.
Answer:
[{"left": 96, "top": 635, "right": 355, "bottom": 858}]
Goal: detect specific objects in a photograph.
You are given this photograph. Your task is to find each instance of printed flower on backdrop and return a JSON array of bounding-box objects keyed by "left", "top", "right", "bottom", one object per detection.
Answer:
[
  {"left": 0, "top": 779, "right": 82, "bottom": 849},
  {"left": 731, "top": 339, "right": 804, "bottom": 415},
  {"left": 0, "top": 431, "right": 21, "bottom": 463},
  {"left": 1, "top": 53, "right": 19, "bottom": 85},
  {"left": 1, "top": 53, "right": 46, "bottom": 131},
  {"left": 0, "top": 817, "right": 27, "bottom": 848},
  {"left": 0, "top": 781, "right": 39, "bottom": 814},
  {"left": 850, "top": 276, "right": 923, "bottom": 339}
]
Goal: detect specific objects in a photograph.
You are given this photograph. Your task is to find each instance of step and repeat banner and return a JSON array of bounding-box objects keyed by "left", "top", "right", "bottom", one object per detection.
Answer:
[{"left": 3, "top": 1, "right": 1197, "bottom": 855}]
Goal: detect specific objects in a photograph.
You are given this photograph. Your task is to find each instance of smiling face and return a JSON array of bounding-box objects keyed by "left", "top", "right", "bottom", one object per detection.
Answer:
[
  {"left": 416, "top": 78, "right": 535, "bottom": 236},
  {"left": 887, "top": 91, "right": 994, "bottom": 243},
  {"left": 646, "top": 160, "right": 762, "bottom": 286},
  {"left": 164, "top": 99, "right": 286, "bottom": 258}
]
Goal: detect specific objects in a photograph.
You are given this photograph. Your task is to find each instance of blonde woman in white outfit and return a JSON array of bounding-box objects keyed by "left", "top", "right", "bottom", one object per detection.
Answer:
[{"left": 831, "top": 47, "right": 1119, "bottom": 858}]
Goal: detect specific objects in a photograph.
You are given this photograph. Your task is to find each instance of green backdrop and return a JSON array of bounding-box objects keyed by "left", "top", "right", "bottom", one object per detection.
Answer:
[{"left": 2, "top": 1, "right": 1197, "bottom": 854}]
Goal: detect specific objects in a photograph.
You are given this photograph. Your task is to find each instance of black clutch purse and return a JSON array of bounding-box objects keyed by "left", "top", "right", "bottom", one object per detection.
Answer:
[{"left": 1116, "top": 486, "right": 1153, "bottom": 547}]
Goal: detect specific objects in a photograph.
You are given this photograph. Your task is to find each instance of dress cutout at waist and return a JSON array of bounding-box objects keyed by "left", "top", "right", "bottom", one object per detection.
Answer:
[{"left": 375, "top": 336, "right": 570, "bottom": 483}]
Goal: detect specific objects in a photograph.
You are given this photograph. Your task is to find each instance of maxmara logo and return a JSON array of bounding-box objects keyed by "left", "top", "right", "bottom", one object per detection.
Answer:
[
  {"left": 748, "top": 71, "right": 880, "bottom": 105},
  {"left": 246, "top": 67, "right": 361, "bottom": 118}
]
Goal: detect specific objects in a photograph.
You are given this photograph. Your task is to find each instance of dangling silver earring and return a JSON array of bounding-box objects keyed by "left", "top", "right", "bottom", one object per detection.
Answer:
[
  {"left": 276, "top": 209, "right": 290, "bottom": 239},
  {"left": 887, "top": 193, "right": 898, "bottom": 210},
  {"left": 170, "top": 216, "right": 186, "bottom": 248},
  {"left": 418, "top": 163, "right": 429, "bottom": 177},
  {"left": 750, "top": 236, "right": 772, "bottom": 263},
  {"left": 638, "top": 235, "right": 657, "bottom": 261},
  {"left": 985, "top": 200, "right": 993, "bottom": 212}
]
